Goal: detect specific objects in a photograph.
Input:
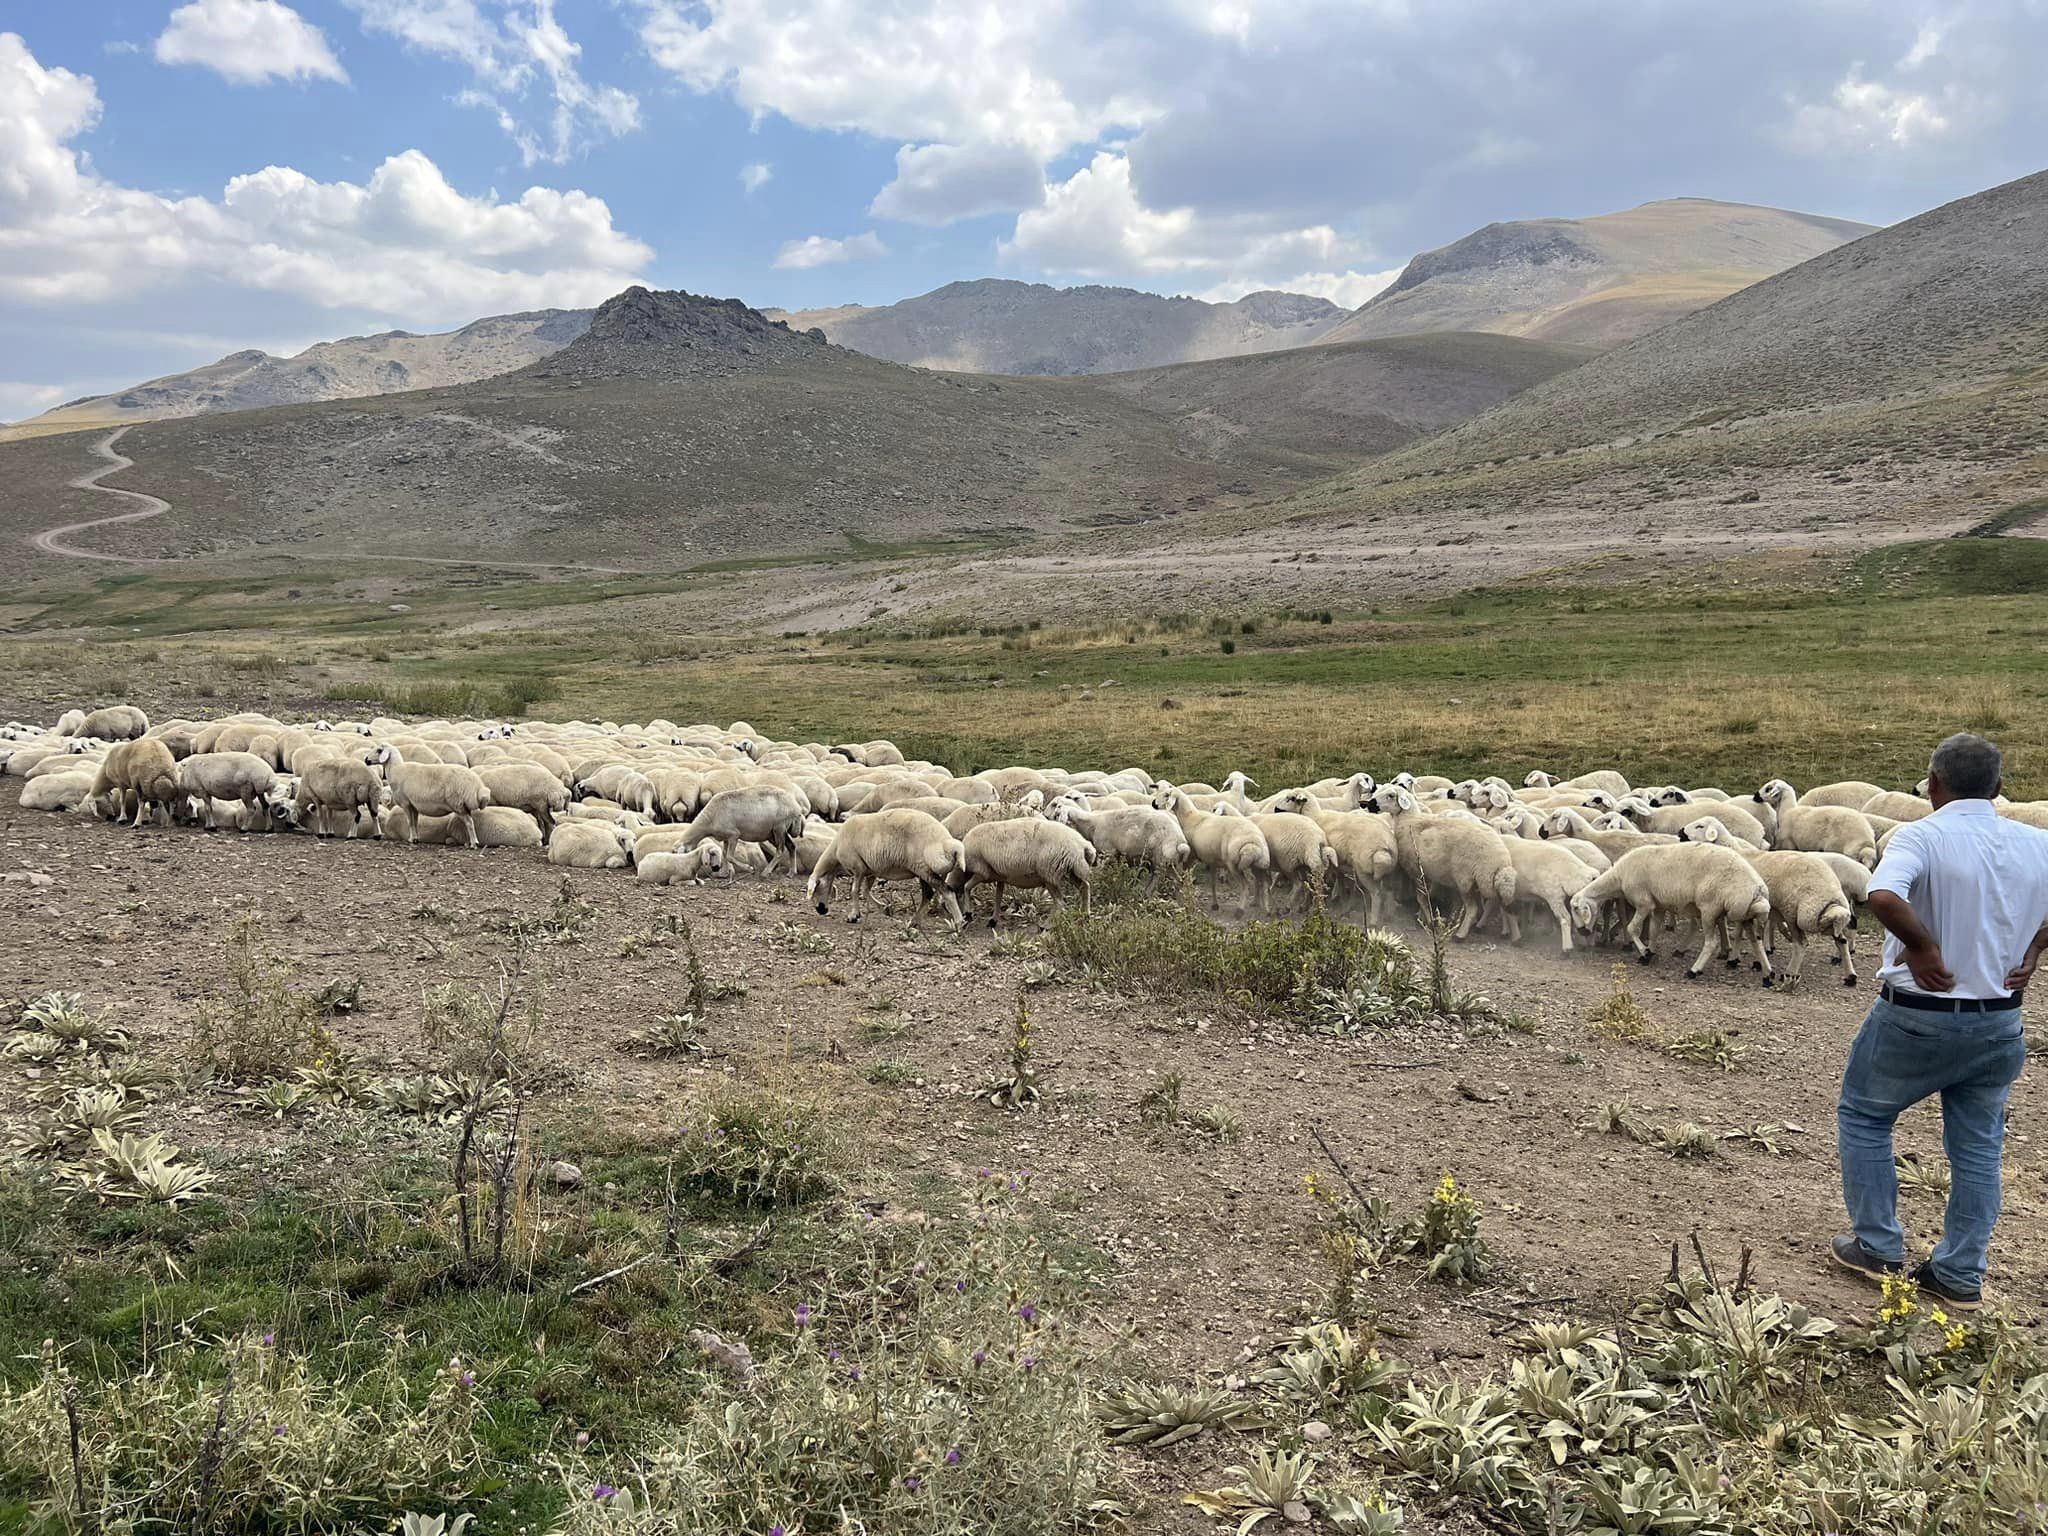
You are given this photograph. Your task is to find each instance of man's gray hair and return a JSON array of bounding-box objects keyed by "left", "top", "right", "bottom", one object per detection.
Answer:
[{"left": 1930, "top": 732, "right": 2002, "bottom": 799}]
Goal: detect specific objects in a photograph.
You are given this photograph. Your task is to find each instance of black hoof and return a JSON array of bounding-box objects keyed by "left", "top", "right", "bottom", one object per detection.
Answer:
[
  {"left": 1725, "top": 957, "right": 1741, "bottom": 968},
  {"left": 1751, "top": 960, "right": 1763, "bottom": 971},
  {"left": 815, "top": 902, "right": 828, "bottom": 915},
  {"left": 1761, "top": 974, "right": 1774, "bottom": 989},
  {"left": 847, "top": 914, "right": 861, "bottom": 924},
  {"left": 1638, "top": 953, "right": 1656, "bottom": 965},
  {"left": 988, "top": 918, "right": 1000, "bottom": 930},
  {"left": 1682, "top": 969, "right": 1700, "bottom": 982}
]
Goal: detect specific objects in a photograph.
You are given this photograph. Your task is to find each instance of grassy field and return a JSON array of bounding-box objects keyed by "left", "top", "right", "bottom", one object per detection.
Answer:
[{"left": 7, "top": 534, "right": 2046, "bottom": 795}]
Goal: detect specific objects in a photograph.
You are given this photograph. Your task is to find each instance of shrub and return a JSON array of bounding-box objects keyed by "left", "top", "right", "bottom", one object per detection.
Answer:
[
  {"left": 675, "top": 1088, "right": 841, "bottom": 1207},
  {"left": 546, "top": 1190, "right": 1107, "bottom": 1536},
  {"left": 188, "top": 917, "right": 335, "bottom": 1084},
  {"left": 0, "top": 1336, "right": 484, "bottom": 1532}
]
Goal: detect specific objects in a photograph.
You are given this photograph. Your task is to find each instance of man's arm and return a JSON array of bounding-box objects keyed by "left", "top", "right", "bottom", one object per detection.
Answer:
[
  {"left": 1869, "top": 889, "right": 1957, "bottom": 993},
  {"left": 2008, "top": 917, "right": 2048, "bottom": 994}
]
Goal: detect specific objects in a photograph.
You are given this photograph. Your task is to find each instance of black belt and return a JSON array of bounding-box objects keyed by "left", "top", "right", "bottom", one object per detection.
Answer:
[{"left": 1881, "top": 982, "right": 2023, "bottom": 1014}]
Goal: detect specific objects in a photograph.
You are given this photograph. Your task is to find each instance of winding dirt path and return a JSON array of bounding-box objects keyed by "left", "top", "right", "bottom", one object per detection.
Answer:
[{"left": 28, "top": 427, "right": 168, "bottom": 563}]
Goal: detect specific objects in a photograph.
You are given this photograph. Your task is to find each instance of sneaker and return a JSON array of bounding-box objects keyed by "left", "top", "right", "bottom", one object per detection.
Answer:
[
  {"left": 1830, "top": 1234, "right": 1904, "bottom": 1282},
  {"left": 1909, "top": 1262, "right": 1984, "bottom": 1312}
]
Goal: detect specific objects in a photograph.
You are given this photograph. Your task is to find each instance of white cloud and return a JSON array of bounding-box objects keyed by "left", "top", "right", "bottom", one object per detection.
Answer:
[
  {"left": 870, "top": 140, "right": 1045, "bottom": 225},
  {"left": 155, "top": 0, "right": 348, "bottom": 85},
  {"left": 0, "top": 33, "right": 650, "bottom": 317},
  {"left": 639, "top": 0, "right": 1158, "bottom": 159},
  {"left": 1193, "top": 267, "right": 1402, "bottom": 309},
  {"left": 773, "top": 230, "right": 886, "bottom": 269},
  {"left": 1900, "top": 19, "right": 1943, "bottom": 70},
  {"left": 739, "top": 160, "right": 773, "bottom": 193},
  {"left": 349, "top": 0, "right": 639, "bottom": 164},
  {"left": 1001, "top": 151, "right": 1366, "bottom": 283},
  {"left": 1785, "top": 67, "right": 1955, "bottom": 153},
  {"left": 0, "top": 380, "right": 68, "bottom": 421}
]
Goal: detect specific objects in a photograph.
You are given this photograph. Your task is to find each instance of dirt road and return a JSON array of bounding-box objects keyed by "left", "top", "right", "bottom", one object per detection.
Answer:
[{"left": 27, "top": 426, "right": 171, "bottom": 563}]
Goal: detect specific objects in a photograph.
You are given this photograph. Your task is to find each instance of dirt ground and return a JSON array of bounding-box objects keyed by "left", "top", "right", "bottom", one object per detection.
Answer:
[{"left": 4, "top": 795, "right": 2044, "bottom": 1525}]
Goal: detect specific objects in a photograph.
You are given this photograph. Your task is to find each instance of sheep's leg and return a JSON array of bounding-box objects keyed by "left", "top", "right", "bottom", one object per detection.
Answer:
[
  {"left": 1835, "top": 927, "right": 1858, "bottom": 985},
  {"left": 1624, "top": 907, "right": 1655, "bottom": 963},
  {"left": 1722, "top": 915, "right": 1742, "bottom": 968},
  {"left": 1077, "top": 875, "right": 1092, "bottom": 918},
  {"left": 1748, "top": 923, "right": 1775, "bottom": 983},
  {"left": 937, "top": 887, "right": 965, "bottom": 930},
  {"left": 987, "top": 881, "right": 1006, "bottom": 930},
  {"left": 722, "top": 836, "right": 738, "bottom": 878},
  {"left": 1452, "top": 885, "right": 1480, "bottom": 940},
  {"left": 848, "top": 876, "right": 866, "bottom": 924},
  {"left": 462, "top": 812, "right": 479, "bottom": 849},
  {"left": 243, "top": 792, "right": 263, "bottom": 829},
  {"left": 1686, "top": 917, "right": 1726, "bottom": 979},
  {"left": 1549, "top": 896, "right": 1573, "bottom": 953}
]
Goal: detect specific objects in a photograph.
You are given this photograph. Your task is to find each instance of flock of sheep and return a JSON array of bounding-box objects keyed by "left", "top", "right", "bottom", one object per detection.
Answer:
[{"left": 10, "top": 704, "right": 2048, "bottom": 988}]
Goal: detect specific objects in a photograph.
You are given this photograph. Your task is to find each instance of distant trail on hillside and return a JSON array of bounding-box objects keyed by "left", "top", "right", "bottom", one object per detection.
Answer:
[{"left": 30, "top": 427, "right": 169, "bottom": 563}]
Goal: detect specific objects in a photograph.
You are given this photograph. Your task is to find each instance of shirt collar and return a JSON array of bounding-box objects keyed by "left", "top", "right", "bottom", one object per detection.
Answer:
[{"left": 1931, "top": 798, "right": 1996, "bottom": 817}]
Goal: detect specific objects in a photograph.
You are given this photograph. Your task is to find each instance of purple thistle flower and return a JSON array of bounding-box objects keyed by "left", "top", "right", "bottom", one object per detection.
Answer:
[
  {"left": 846, "top": 1365, "right": 863, "bottom": 1382},
  {"left": 1017, "top": 1303, "right": 1038, "bottom": 1324},
  {"left": 261, "top": 1332, "right": 274, "bottom": 1347},
  {"left": 460, "top": 1370, "right": 476, "bottom": 1388},
  {"left": 1021, "top": 1355, "right": 1038, "bottom": 1373},
  {"left": 954, "top": 1278, "right": 968, "bottom": 1293},
  {"left": 770, "top": 1528, "right": 786, "bottom": 1536},
  {"left": 912, "top": 1261, "right": 927, "bottom": 1277},
  {"left": 971, "top": 1349, "right": 986, "bottom": 1367},
  {"left": 593, "top": 1483, "right": 618, "bottom": 1501},
  {"left": 945, "top": 1447, "right": 963, "bottom": 1465},
  {"left": 273, "top": 1425, "right": 287, "bottom": 1437},
  {"left": 827, "top": 1348, "right": 842, "bottom": 1363},
  {"left": 903, "top": 1476, "right": 921, "bottom": 1493},
  {"left": 794, "top": 1303, "right": 813, "bottom": 1328}
]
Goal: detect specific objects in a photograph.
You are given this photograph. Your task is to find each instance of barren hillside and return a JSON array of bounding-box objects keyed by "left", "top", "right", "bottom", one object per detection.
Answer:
[
  {"left": 7, "top": 310, "right": 591, "bottom": 440},
  {"left": 1318, "top": 198, "right": 1874, "bottom": 348},
  {"left": 769, "top": 279, "right": 1348, "bottom": 374}
]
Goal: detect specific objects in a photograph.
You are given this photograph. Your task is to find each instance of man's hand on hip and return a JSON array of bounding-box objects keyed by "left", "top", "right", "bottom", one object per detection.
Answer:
[{"left": 1904, "top": 941, "right": 1957, "bottom": 995}]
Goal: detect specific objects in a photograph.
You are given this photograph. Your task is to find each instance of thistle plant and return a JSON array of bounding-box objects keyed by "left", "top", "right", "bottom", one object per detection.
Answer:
[
  {"left": 984, "top": 995, "right": 1042, "bottom": 1109},
  {"left": 1665, "top": 1026, "right": 1747, "bottom": 1071},
  {"left": 1589, "top": 964, "right": 1653, "bottom": 1039}
]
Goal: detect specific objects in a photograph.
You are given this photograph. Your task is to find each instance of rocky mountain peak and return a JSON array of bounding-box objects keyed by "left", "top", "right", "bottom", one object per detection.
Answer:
[{"left": 528, "top": 286, "right": 833, "bottom": 381}]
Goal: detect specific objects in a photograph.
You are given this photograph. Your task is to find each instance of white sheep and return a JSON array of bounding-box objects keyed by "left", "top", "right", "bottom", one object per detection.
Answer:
[
  {"left": 960, "top": 818, "right": 1098, "bottom": 928},
  {"left": 1616, "top": 794, "right": 1768, "bottom": 846},
  {"left": 1502, "top": 838, "right": 1602, "bottom": 953},
  {"left": 175, "top": 751, "right": 279, "bottom": 830},
  {"left": 1265, "top": 790, "right": 1402, "bottom": 922},
  {"left": 636, "top": 845, "right": 727, "bottom": 885},
  {"left": 1047, "top": 798, "right": 1190, "bottom": 895},
  {"left": 546, "top": 820, "right": 636, "bottom": 869},
  {"left": 89, "top": 739, "right": 181, "bottom": 827},
  {"left": 806, "top": 809, "right": 967, "bottom": 927},
  {"left": 1151, "top": 786, "right": 1270, "bottom": 909},
  {"left": 476, "top": 763, "right": 570, "bottom": 837},
  {"left": 294, "top": 757, "right": 386, "bottom": 838},
  {"left": 1568, "top": 844, "right": 1772, "bottom": 979},
  {"left": 1799, "top": 779, "right": 1888, "bottom": 810},
  {"left": 1364, "top": 786, "right": 1518, "bottom": 939},
  {"left": 1754, "top": 780, "right": 1879, "bottom": 868},
  {"left": 1680, "top": 818, "right": 1857, "bottom": 986},
  {"left": 367, "top": 744, "right": 492, "bottom": 848},
  {"left": 21, "top": 770, "right": 97, "bottom": 811},
  {"left": 1859, "top": 790, "right": 1931, "bottom": 822},
  {"left": 679, "top": 785, "right": 808, "bottom": 876},
  {"left": 78, "top": 705, "right": 149, "bottom": 740},
  {"left": 1539, "top": 808, "right": 1678, "bottom": 863},
  {"left": 399, "top": 807, "right": 546, "bottom": 848}
]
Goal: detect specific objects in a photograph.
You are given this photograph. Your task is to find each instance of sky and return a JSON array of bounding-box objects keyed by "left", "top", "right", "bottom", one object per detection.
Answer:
[{"left": 2, "top": 0, "right": 2044, "bottom": 419}]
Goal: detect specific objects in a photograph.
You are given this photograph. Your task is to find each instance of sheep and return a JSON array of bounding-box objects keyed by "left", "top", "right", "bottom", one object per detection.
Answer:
[
  {"left": 960, "top": 819, "right": 1098, "bottom": 928},
  {"left": 679, "top": 785, "right": 808, "bottom": 876},
  {"left": 51, "top": 709, "right": 87, "bottom": 738},
  {"left": 1615, "top": 794, "right": 1767, "bottom": 847},
  {"left": 1539, "top": 807, "right": 1678, "bottom": 864},
  {"left": 1800, "top": 780, "right": 1888, "bottom": 810},
  {"left": 559, "top": 800, "right": 650, "bottom": 830},
  {"left": 175, "top": 752, "right": 278, "bottom": 830},
  {"left": 636, "top": 845, "right": 727, "bottom": 885},
  {"left": 1046, "top": 798, "right": 1190, "bottom": 895},
  {"left": 365, "top": 745, "right": 492, "bottom": 848},
  {"left": 577, "top": 764, "right": 657, "bottom": 814},
  {"left": 78, "top": 705, "right": 148, "bottom": 740},
  {"left": 293, "top": 757, "right": 386, "bottom": 838},
  {"left": 1525, "top": 769, "right": 1629, "bottom": 798},
  {"left": 1568, "top": 844, "right": 1773, "bottom": 979},
  {"left": 89, "top": 739, "right": 181, "bottom": 827},
  {"left": 21, "top": 771, "right": 97, "bottom": 811},
  {"left": 546, "top": 820, "right": 636, "bottom": 869},
  {"left": 1859, "top": 790, "right": 1931, "bottom": 822},
  {"left": 1502, "top": 838, "right": 1602, "bottom": 952},
  {"left": 1999, "top": 801, "right": 2048, "bottom": 832},
  {"left": 806, "top": 809, "right": 967, "bottom": 927},
  {"left": 476, "top": 763, "right": 570, "bottom": 837},
  {"left": 412, "top": 807, "right": 545, "bottom": 848},
  {"left": 1679, "top": 818, "right": 1857, "bottom": 985},
  {"left": 1754, "top": 780, "right": 1879, "bottom": 868},
  {"left": 1363, "top": 786, "right": 1518, "bottom": 939},
  {"left": 1150, "top": 786, "right": 1270, "bottom": 909},
  {"left": 1245, "top": 812, "right": 1339, "bottom": 912},
  {"left": 1263, "top": 793, "right": 1402, "bottom": 922}
]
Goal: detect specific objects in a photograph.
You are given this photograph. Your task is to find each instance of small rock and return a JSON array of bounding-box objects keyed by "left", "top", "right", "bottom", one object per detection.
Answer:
[
  {"left": 1301, "top": 1419, "right": 1333, "bottom": 1443},
  {"left": 26, "top": 873, "right": 53, "bottom": 889},
  {"left": 549, "top": 1160, "right": 583, "bottom": 1188},
  {"left": 1283, "top": 1500, "right": 1313, "bottom": 1524}
]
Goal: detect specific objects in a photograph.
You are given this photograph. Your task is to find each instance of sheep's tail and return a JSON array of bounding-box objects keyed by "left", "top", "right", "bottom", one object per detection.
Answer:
[
  {"left": 1820, "top": 898, "right": 1852, "bottom": 938},
  {"left": 1370, "top": 849, "right": 1397, "bottom": 880},
  {"left": 1493, "top": 864, "right": 1518, "bottom": 906},
  {"left": 1321, "top": 846, "right": 1339, "bottom": 871}
]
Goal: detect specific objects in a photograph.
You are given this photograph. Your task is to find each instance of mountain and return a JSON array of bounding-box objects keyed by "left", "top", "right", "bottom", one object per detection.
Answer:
[
  {"left": 1380, "top": 169, "right": 2048, "bottom": 471},
  {"left": 1317, "top": 199, "right": 1876, "bottom": 349},
  {"left": 3, "top": 285, "right": 1577, "bottom": 573},
  {"left": 1090, "top": 332, "right": 1594, "bottom": 463},
  {"left": 4, "top": 310, "right": 592, "bottom": 439},
  {"left": 766, "top": 279, "right": 1349, "bottom": 375}
]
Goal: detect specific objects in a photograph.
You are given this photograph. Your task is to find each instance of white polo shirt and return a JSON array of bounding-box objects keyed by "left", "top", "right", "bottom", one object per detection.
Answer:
[{"left": 1869, "top": 799, "right": 2048, "bottom": 999}]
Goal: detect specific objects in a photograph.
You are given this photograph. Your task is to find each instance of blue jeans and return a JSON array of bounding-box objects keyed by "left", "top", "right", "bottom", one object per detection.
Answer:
[{"left": 1837, "top": 996, "right": 2026, "bottom": 1289}]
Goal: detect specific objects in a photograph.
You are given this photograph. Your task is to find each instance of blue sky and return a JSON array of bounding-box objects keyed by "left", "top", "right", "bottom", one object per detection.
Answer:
[{"left": 3, "top": 1, "right": 2044, "bottom": 418}]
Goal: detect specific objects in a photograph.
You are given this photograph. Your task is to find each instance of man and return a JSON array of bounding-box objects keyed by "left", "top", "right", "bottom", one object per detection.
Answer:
[{"left": 1832, "top": 732, "right": 2048, "bottom": 1308}]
